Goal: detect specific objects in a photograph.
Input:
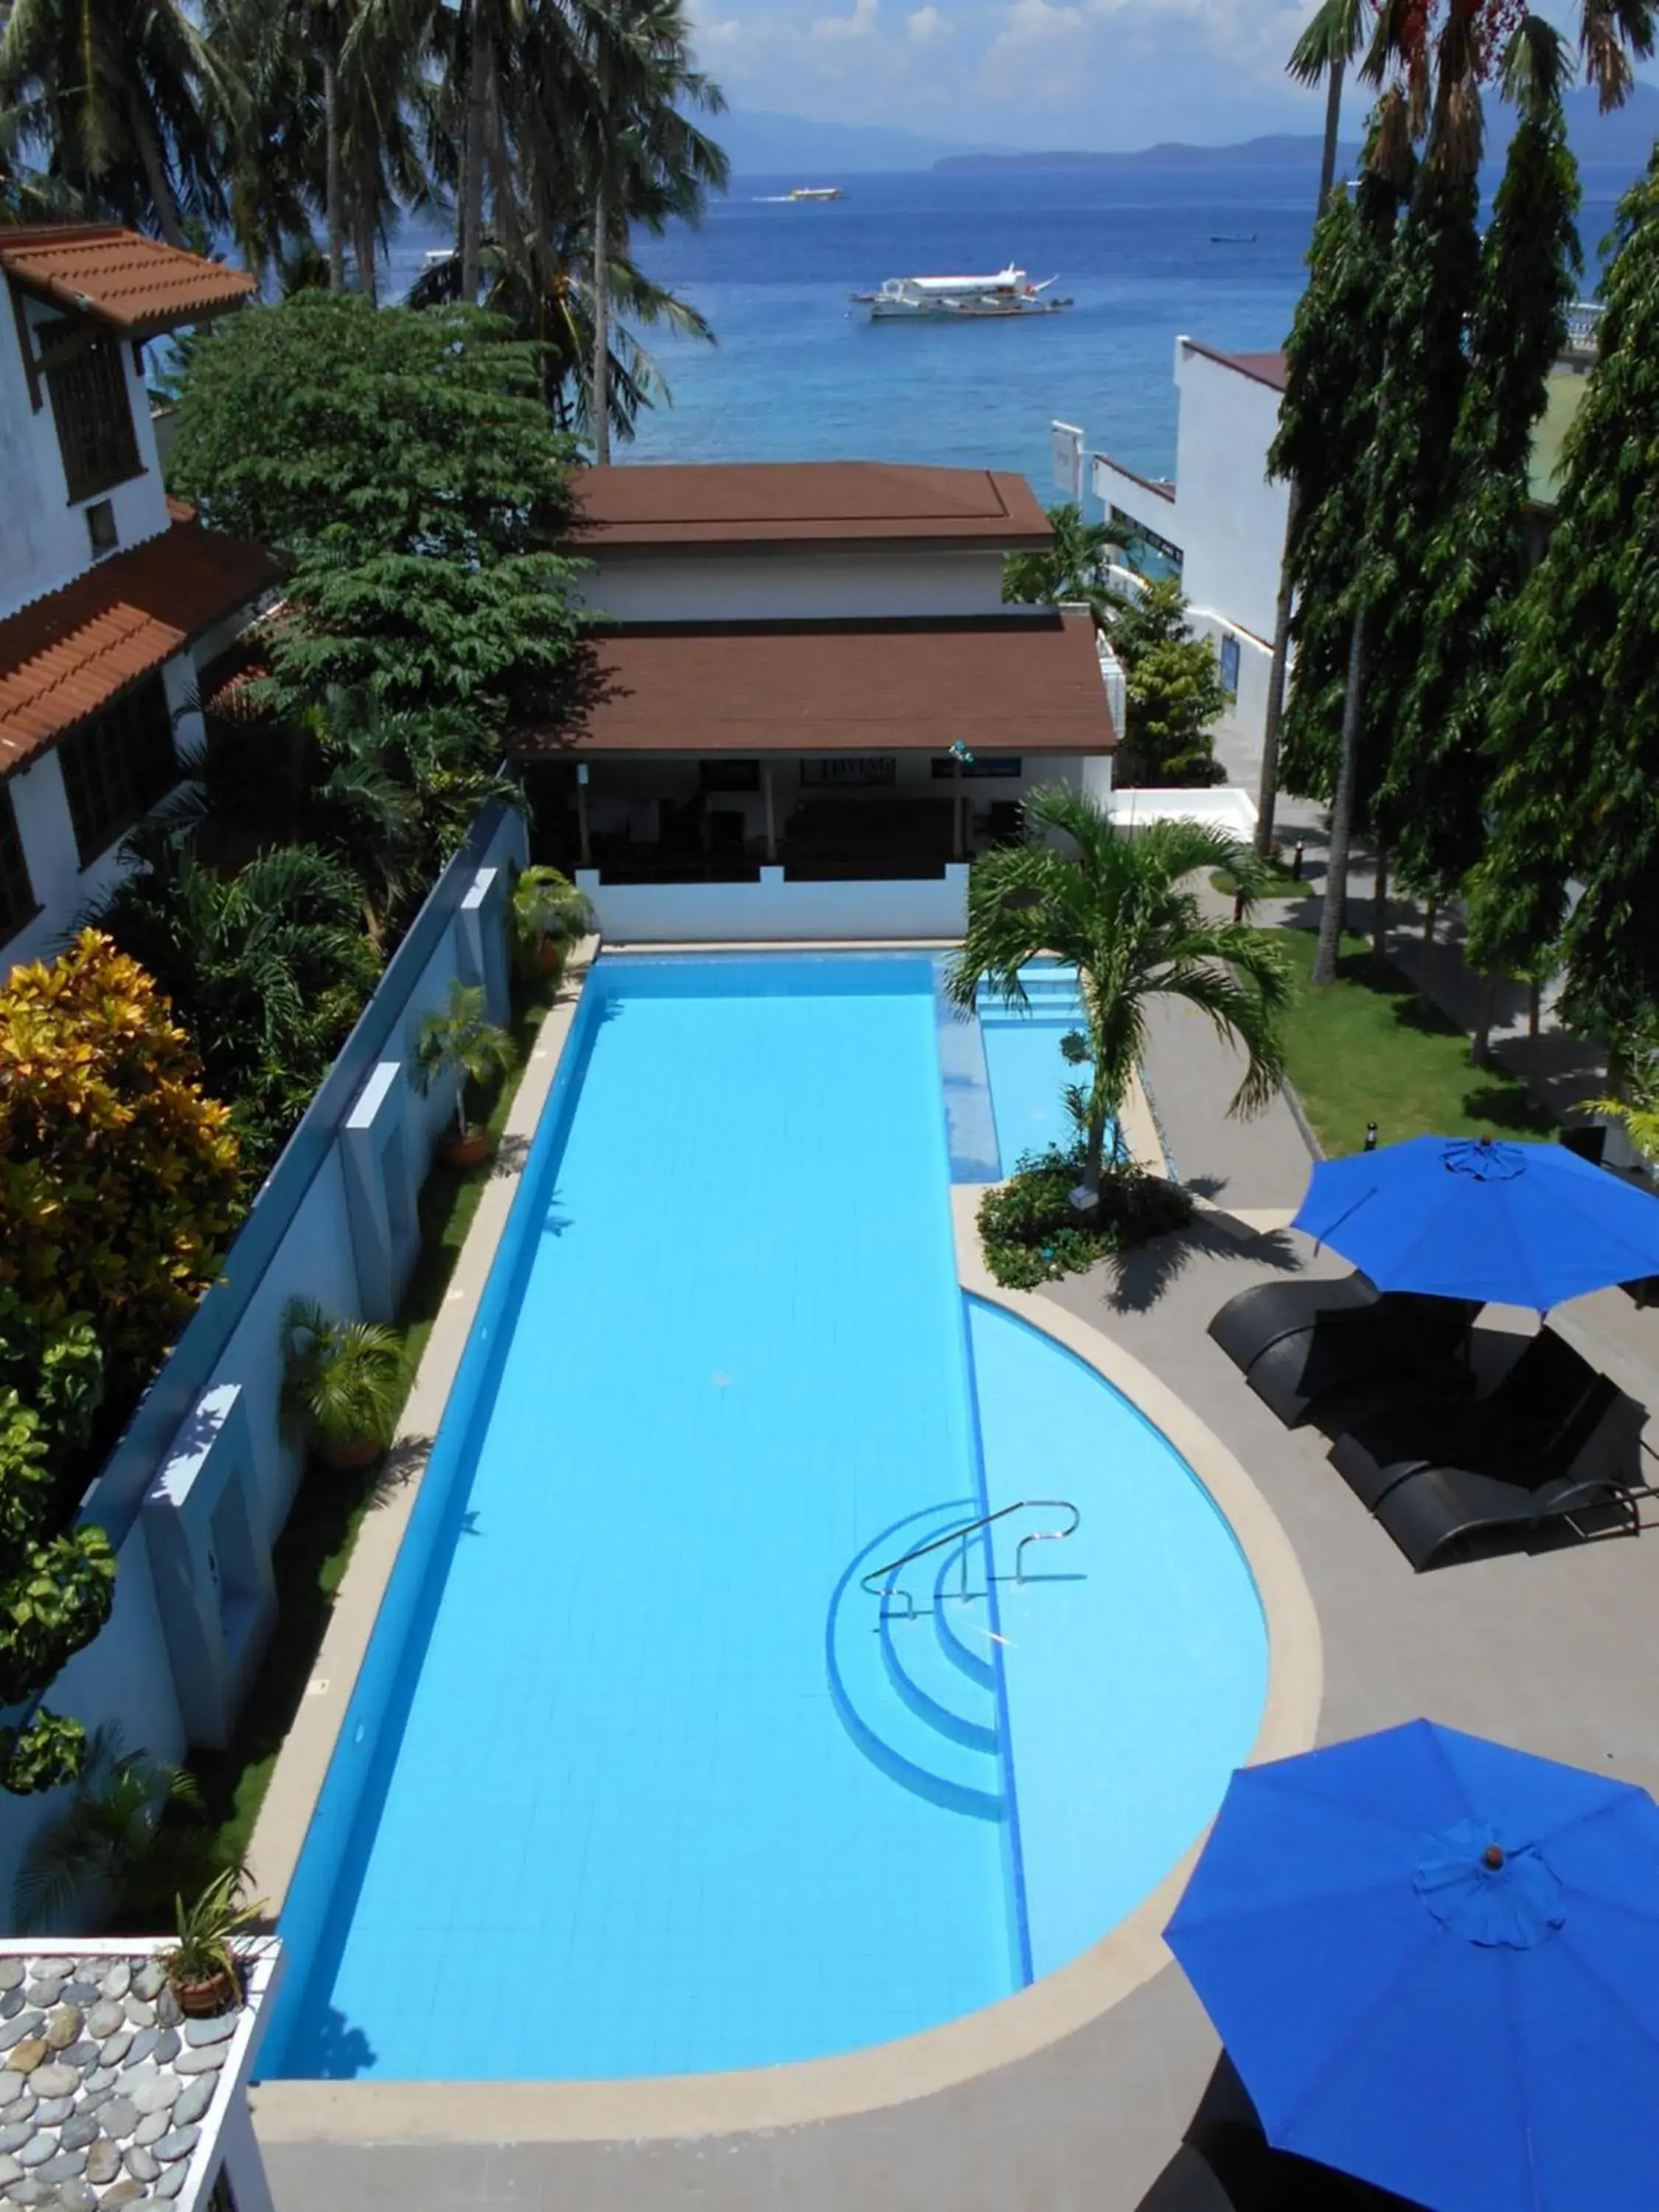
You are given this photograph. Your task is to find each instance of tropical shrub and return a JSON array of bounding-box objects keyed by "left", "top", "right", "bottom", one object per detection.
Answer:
[
  {"left": 414, "top": 981, "right": 515, "bottom": 1142},
  {"left": 978, "top": 1152, "right": 1194, "bottom": 1290},
  {"left": 510, "top": 864, "right": 595, "bottom": 984},
  {"left": 0, "top": 1293, "right": 118, "bottom": 1795},
  {"left": 1107, "top": 578, "right": 1228, "bottom": 787},
  {"left": 279, "top": 1298, "right": 408, "bottom": 1464},
  {"left": 0, "top": 933, "right": 241, "bottom": 1377},
  {"left": 13, "top": 1722, "right": 204, "bottom": 1928},
  {"left": 1003, "top": 502, "right": 1129, "bottom": 629}
]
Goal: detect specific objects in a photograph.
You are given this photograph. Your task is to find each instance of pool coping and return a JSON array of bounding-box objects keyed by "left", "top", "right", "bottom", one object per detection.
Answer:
[{"left": 248, "top": 944, "right": 1324, "bottom": 2148}]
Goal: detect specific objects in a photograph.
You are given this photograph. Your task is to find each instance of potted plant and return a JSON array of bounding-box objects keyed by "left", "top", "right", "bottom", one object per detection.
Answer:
[
  {"left": 162, "top": 1865, "right": 265, "bottom": 2017},
  {"left": 414, "top": 978, "right": 515, "bottom": 1166},
  {"left": 509, "top": 865, "right": 595, "bottom": 987},
  {"left": 279, "top": 1296, "right": 407, "bottom": 1470}
]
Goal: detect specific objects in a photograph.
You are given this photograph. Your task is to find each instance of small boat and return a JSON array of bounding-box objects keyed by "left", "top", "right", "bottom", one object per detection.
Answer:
[
  {"left": 849, "top": 265, "right": 1072, "bottom": 321},
  {"left": 789, "top": 186, "right": 843, "bottom": 202},
  {"left": 1210, "top": 233, "right": 1258, "bottom": 244}
]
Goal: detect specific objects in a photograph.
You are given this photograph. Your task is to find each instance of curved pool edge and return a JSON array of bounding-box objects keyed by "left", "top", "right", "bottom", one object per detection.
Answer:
[{"left": 250, "top": 1178, "right": 1322, "bottom": 2149}]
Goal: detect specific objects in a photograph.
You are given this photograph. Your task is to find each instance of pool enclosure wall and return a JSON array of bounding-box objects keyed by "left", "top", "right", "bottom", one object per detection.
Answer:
[{"left": 0, "top": 803, "right": 526, "bottom": 1921}]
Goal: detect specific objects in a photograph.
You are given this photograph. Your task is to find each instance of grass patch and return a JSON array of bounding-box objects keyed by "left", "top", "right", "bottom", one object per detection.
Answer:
[
  {"left": 184, "top": 970, "right": 560, "bottom": 1877},
  {"left": 1273, "top": 926, "right": 1553, "bottom": 1158},
  {"left": 1210, "top": 863, "right": 1309, "bottom": 901}
]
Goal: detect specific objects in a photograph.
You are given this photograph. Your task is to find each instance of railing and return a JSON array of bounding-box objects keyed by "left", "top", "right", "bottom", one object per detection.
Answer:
[{"left": 862, "top": 1499, "right": 1081, "bottom": 1618}]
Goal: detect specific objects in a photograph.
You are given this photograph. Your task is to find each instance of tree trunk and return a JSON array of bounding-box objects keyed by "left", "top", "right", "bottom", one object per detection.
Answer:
[
  {"left": 1424, "top": 889, "right": 1438, "bottom": 949},
  {"left": 1372, "top": 846, "right": 1388, "bottom": 964},
  {"left": 1528, "top": 975, "right": 1542, "bottom": 1040},
  {"left": 1254, "top": 481, "right": 1299, "bottom": 858},
  {"left": 128, "top": 95, "right": 184, "bottom": 247},
  {"left": 591, "top": 175, "right": 611, "bottom": 466},
  {"left": 1317, "top": 58, "right": 1347, "bottom": 219},
  {"left": 1470, "top": 973, "right": 1499, "bottom": 1068},
  {"left": 1312, "top": 607, "right": 1365, "bottom": 987},
  {"left": 324, "top": 48, "right": 345, "bottom": 291},
  {"left": 354, "top": 204, "right": 378, "bottom": 305},
  {"left": 459, "top": 0, "right": 488, "bottom": 302}
]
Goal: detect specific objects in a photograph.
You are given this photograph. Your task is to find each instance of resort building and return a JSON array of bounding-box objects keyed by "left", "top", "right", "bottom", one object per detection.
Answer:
[
  {"left": 0, "top": 224, "right": 281, "bottom": 973},
  {"left": 1094, "top": 316, "right": 1601, "bottom": 792},
  {"left": 516, "top": 461, "right": 1119, "bottom": 938}
]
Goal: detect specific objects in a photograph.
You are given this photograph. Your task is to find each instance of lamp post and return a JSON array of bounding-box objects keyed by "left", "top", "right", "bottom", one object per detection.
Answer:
[{"left": 950, "top": 739, "right": 976, "bottom": 861}]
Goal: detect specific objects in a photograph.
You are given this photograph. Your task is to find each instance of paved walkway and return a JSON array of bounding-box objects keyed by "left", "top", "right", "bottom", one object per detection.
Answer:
[{"left": 260, "top": 995, "right": 1659, "bottom": 2212}]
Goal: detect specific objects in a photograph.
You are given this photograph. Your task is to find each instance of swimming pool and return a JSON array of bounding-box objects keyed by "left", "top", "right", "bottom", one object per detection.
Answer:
[{"left": 267, "top": 953, "right": 1266, "bottom": 2081}]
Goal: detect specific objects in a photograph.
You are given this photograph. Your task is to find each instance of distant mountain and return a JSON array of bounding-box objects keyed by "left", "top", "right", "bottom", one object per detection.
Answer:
[
  {"left": 933, "top": 77, "right": 1659, "bottom": 178},
  {"left": 717, "top": 108, "right": 1013, "bottom": 177}
]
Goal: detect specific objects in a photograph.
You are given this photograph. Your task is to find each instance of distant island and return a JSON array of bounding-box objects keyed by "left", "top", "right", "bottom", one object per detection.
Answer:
[{"left": 936, "top": 133, "right": 1359, "bottom": 174}]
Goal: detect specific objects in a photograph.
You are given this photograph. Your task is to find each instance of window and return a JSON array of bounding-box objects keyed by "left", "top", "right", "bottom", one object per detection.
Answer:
[
  {"left": 0, "top": 783, "right": 38, "bottom": 944},
  {"left": 59, "top": 677, "right": 179, "bottom": 866},
  {"left": 698, "top": 759, "right": 760, "bottom": 793},
  {"left": 929, "top": 755, "right": 1022, "bottom": 781},
  {"left": 44, "top": 330, "right": 142, "bottom": 503},
  {"left": 86, "top": 499, "right": 119, "bottom": 559}
]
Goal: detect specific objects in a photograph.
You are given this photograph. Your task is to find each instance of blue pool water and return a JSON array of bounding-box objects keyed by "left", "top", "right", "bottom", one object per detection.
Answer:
[
  {"left": 269, "top": 953, "right": 1265, "bottom": 2081},
  {"left": 974, "top": 964, "right": 1101, "bottom": 1175}
]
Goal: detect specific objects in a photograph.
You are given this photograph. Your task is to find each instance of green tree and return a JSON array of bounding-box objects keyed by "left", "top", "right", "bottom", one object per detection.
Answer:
[
  {"left": 89, "top": 842, "right": 382, "bottom": 1176},
  {"left": 947, "top": 793, "right": 1290, "bottom": 1203},
  {"left": 1109, "top": 578, "right": 1228, "bottom": 787},
  {"left": 1470, "top": 145, "right": 1659, "bottom": 1034},
  {"left": 407, "top": 229, "right": 713, "bottom": 445},
  {"left": 1382, "top": 19, "right": 1581, "bottom": 914},
  {"left": 167, "top": 293, "right": 587, "bottom": 729},
  {"left": 0, "top": 934, "right": 241, "bottom": 1378},
  {"left": 0, "top": 0, "right": 225, "bottom": 242},
  {"left": 13, "top": 1722, "right": 203, "bottom": 1922},
  {"left": 1002, "top": 502, "right": 1128, "bottom": 627}
]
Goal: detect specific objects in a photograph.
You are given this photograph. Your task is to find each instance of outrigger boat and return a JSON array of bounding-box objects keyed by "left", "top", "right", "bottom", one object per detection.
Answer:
[
  {"left": 849, "top": 265, "right": 1072, "bottom": 320},
  {"left": 788, "top": 185, "right": 843, "bottom": 202}
]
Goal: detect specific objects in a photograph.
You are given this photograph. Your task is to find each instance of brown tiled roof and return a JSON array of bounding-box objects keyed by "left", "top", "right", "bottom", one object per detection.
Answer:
[
  {"left": 1182, "top": 340, "right": 1288, "bottom": 394},
  {"left": 513, "top": 612, "right": 1116, "bottom": 757},
  {"left": 568, "top": 462, "right": 1053, "bottom": 551},
  {"left": 0, "top": 521, "right": 285, "bottom": 778},
  {"left": 0, "top": 225, "right": 254, "bottom": 338}
]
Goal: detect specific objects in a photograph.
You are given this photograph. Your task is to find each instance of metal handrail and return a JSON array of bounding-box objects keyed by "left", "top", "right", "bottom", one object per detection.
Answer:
[{"left": 862, "top": 1499, "right": 1080, "bottom": 1619}]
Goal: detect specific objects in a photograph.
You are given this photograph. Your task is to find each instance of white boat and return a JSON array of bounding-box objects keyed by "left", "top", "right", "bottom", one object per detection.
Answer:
[
  {"left": 789, "top": 185, "right": 843, "bottom": 202},
  {"left": 850, "top": 265, "right": 1072, "bottom": 321}
]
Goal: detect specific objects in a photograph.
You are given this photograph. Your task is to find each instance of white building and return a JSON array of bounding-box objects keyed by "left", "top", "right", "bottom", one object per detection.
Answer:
[
  {"left": 516, "top": 462, "right": 1117, "bottom": 942},
  {"left": 1093, "top": 338, "right": 1290, "bottom": 791},
  {"left": 0, "top": 225, "right": 281, "bottom": 972}
]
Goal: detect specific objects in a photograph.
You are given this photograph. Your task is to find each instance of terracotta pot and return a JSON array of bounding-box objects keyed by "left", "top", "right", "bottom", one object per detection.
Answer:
[
  {"left": 535, "top": 939, "right": 564, "bottom": 977},
  {"left": 173, "top": 1965, "right": 240, "bottom": 2018},
  {"left": 319, "top": 1433, "right": 386, "bottom": 1472},
  {"left": 439, "top": 1126, "right": 492, "bottom": 1169}
]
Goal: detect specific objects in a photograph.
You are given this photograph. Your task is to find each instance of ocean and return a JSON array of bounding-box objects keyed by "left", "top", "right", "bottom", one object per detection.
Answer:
[{"left": 388, "top": 163, "right": 1631, "bottom": 494}]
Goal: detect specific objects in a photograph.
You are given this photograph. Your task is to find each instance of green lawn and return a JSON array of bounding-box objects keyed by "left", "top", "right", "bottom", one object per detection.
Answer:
[
  {"left": 1273, "top": 925, "right": 1553, "bottom": 1158},
  {"left": 185, "top": 970, "right": 559, "bottom": 1876},
  {"left": 1209, "top": 862, "right": 1312, "bottom": 902}
]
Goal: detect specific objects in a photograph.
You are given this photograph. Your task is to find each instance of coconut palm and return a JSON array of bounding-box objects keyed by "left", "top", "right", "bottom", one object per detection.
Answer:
[
  {"left": 947, "top": 792, "right": 1291, "bottom": 1205},
  {"left": 1002, "top": 502, "right": 1130, "bottom": 629},
  {"left": 0, "top": 0, "right": 226, "bottom": 241}
]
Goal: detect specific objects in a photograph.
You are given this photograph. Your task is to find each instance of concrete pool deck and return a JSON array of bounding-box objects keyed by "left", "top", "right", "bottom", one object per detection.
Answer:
[{"left": 253, "top": 954, "right": 1659, "bottom": 2211}]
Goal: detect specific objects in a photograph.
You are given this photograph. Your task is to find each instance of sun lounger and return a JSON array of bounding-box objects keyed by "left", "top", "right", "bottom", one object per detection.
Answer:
[
  {"left": 1330, "top": 1326, "right": 1607, "bottom": 1511},
  {"left": 1208, "top": 1274, "right": 1480, "bottom": 1428},
  {"left": 1346, "top": 1374, "right": 1649, "bottom": 1570}
]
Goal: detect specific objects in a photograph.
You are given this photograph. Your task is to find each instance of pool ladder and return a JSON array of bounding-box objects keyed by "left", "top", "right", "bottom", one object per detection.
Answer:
[{"left": 861, "top": 1500, "right": 1080, "bottom": 1621}]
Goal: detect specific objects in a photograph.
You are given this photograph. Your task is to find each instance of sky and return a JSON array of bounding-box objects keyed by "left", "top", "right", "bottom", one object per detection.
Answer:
[{"left": 686, "top": 0, "right": 1652, "bottom": 151}]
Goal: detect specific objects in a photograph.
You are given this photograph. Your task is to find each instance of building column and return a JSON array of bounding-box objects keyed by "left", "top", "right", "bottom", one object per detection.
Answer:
[{"left": 762, "top": 763, "right": 777, "bottom": 863}]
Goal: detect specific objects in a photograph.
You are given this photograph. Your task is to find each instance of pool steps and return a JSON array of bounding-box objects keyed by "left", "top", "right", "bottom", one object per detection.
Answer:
[
  {"left": 877, "top": 1540, "right": 999, "bottom": 1754},
  {"left": 827, "top": 1503, "right": 1005, "bottom": 1823}
]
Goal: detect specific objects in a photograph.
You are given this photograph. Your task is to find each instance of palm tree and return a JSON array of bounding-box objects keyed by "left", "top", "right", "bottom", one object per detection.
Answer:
[
  {"left": 201, "top": 0, "right": 321, "bottom": 283},
  {"left": 1002, "top": 501, "right": 1130, "bottom": 627},
  {"left": 408, "top": 228, "right": 712, "bottom": 441},
  {"left": 0, "top": 0, "right": 226, "bottom": 242},
  {"left": 414, "top": 978, "right": 515, "bottom": 1142},
  {"left": 13, "top": 1724, "right": 202, "bottom": 1932},
  {"left": 947, "top": 792, "right": 1291, "bottom": 1206}
]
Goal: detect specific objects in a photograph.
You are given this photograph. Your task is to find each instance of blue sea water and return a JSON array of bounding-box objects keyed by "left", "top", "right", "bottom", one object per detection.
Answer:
[{"left": 390, "top": 163, "right": 1629, "bottom": 494}]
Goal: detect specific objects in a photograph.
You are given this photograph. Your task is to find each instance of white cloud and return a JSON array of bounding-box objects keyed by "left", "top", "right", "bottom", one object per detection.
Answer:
[
  {"left": 813, "top": 0, "right": 880, "bottom": 39},
  {"left": 906, "top": 4, "right": 950, "bottom": 39}
]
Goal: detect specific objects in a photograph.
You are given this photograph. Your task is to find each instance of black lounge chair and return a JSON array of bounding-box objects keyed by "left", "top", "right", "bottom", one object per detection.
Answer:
[
  {"left": 1330, "top": 1326, "right": 1609, "bottom": 1512},
  {"left": 1335, "top": 1357, "right": 1649, "bottom": 1570},
  {"left": 1208, "top": 1273, "right": 1480, "bottom": 1428}
]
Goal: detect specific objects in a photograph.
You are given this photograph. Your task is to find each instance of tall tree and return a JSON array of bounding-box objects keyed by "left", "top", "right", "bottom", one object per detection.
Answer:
[
  {"left": 0, "top": 0, "right": 225, "bottom": 242},
  {"left": 1381, "top": 18, "right": 1581, "bottom": 913},
  {"left": 1469, "top": 145, "right": 1659, "bottom": 1036}
]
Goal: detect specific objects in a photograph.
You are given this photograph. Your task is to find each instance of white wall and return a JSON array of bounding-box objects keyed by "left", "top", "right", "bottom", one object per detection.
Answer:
[
  {"left": 4, "top": 650, "right": 204, "bottom": 974},
  {"left": 0, "top": 296, "right": 170, "bottom": 619},
  {"left": 1185, "top": 608, "right": 1274, "bottom": 796},
  {"left": 1171, "top": 341, "right": 1287, "bottom": 650},
  {"left": 577, "top": 865, "right": 970, "bottom": 942},
  {"left": 573, "top": 544, "right": 1011, "bottom": 623}
]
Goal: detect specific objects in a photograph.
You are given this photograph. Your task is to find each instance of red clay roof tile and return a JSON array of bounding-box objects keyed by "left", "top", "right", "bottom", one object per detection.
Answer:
[{"left": 0, "top": 225, "right": 254, "bottom": 337}]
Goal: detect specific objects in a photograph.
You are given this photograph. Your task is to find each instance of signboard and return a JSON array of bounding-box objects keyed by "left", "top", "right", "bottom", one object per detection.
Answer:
[
  {"left": 1220, "top": 633, "right": 1241, "bottom": 699},
  {"left": 1050, "top": 420, "right": 1085, "bottom": 504}
]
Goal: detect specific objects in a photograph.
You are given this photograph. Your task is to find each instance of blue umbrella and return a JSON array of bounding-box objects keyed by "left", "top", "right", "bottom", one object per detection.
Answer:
[
  {"left": 1166, "top": 1720, "right": 1659, "bottom": 2212},
  {"left": 1292, "top": 1135, "right": 1659, "bottom": 1310}
]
